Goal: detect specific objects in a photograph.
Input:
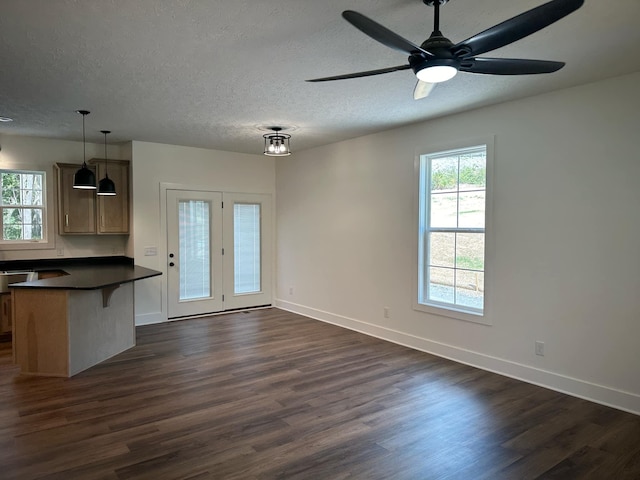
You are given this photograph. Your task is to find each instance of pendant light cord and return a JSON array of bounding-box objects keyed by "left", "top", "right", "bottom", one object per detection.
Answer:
[
  {"left": 82, "top": 113, "right": 87, "bottom": 167},
  {"left": 102, "top": 130, "right": 110, "bottom": 178}
]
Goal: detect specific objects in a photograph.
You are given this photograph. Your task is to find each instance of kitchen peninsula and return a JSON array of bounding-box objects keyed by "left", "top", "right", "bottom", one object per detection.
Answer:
[{"left": 3, "top": 257, "right": 161, "bottom": 377}]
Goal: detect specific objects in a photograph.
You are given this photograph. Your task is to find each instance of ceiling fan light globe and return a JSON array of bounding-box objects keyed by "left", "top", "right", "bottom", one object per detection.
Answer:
[{"left": 416, "top": 65, "right": 458, "bottom": 83}]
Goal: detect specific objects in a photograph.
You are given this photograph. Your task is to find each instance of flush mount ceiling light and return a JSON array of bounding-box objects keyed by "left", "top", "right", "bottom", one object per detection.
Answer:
[
  {"left": 0, "top": 116, "right": 13, "bottom": 123},
  {"left": 263, "top": 127, "right": 291, "bottom": 156},
  {"left": 73, "top": 110, "right": 96, "bottom": 190},
  {"left": 97, "top": 130, "right": 116, "bottom": 196}
]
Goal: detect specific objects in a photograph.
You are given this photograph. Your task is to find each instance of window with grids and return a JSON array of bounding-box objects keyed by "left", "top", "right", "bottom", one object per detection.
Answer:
[
  {"left": 418, "top": 145, "right": 487, "bottom": 316},
  {"left": 0, "top": 170, "right": 47, "bottom": 242}
]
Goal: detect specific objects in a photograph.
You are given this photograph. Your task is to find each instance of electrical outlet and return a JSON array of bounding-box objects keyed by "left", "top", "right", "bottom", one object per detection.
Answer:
[
  {"left": 289, "top": 287, "right": 294, "bottom": 295},
  {"left": 535, "top": 341, "right": 545, "bottom": 356},
  {"left": 384, "top": 307, "right": 390, "bottom": 319},
  {"left": 56, "top": 247, "right": 64, "bottom": 256}
]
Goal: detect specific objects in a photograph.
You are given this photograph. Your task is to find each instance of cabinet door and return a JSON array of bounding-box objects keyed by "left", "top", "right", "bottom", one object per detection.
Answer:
[
  {"left": 56, "top": 164, "right": 96, "bottom": 234},
  {"left": 0, "top": 293, "right": 11, "bottom": 334},
  {"left": 96, "top": 160, "right": 130, "bottom": 234}
]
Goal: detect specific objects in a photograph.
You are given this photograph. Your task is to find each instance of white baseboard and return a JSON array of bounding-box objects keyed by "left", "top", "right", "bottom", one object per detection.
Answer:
[
  {"left": 135, "top": 311, "right": 165, "bottom": 326},
  {"left": 275, "top": 299, "right": 640, "bottom": 416}
]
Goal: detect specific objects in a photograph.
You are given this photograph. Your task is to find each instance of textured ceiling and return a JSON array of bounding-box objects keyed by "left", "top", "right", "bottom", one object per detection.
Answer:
[{"left": 1, "top": 0, "right": 639, "bottom": 155}]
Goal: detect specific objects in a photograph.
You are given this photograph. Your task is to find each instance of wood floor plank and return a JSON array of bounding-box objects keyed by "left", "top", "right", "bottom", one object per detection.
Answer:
[{"left": 0, "top": 308, "right": 639, "bottom": 479}]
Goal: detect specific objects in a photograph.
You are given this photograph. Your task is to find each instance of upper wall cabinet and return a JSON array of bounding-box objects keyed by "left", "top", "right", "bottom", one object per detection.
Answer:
[
  {"left": 89, "top": 159, "right": 130, "bottom": 235},
  {"left": 55, "top": 160, "right": 130, "bottom": 236},
  {"left": 55, "top": 163, "right": 97, "bottom": 235}
]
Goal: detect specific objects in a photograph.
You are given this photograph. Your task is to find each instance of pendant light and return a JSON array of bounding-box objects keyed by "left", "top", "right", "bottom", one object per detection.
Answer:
[
  {"left": 97, "top": 130, "right": 116, "bottom": 196},
  {"left": 73, "top": 110, "right": 96, "bottom": 189},
  {"left": 263, "top": 127, "right": 291, "bottom": 156}
]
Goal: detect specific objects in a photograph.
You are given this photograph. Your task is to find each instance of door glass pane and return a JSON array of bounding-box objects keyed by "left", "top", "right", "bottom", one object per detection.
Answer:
[
  {"left": 179, "top": 200, "right": 211, "bottom": 300},
  {"left": 234, "top": 203, "right": 261, "bottom": 294}
]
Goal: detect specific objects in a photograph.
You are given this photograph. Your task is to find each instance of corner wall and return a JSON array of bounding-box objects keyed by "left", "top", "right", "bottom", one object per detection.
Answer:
[{"left": 275, "top": 72, "right": 640, "bottom": 414}]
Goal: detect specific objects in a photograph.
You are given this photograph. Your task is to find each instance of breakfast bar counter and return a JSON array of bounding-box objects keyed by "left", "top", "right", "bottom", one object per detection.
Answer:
[{"left": 7, "top": 260, "right": 161, "bottom": 377}]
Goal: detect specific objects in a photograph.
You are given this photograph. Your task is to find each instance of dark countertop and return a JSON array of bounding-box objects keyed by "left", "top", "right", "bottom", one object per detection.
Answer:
[{"left": 9, "top": 264, "right": 161, "bottom": 290}]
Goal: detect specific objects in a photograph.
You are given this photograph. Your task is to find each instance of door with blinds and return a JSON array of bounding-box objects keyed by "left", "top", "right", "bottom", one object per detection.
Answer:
[{"left": 166, "top": 189, "right": 271, "bottom": 319}]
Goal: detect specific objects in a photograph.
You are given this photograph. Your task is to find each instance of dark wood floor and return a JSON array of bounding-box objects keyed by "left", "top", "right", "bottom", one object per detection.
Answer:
[{"left": 0, "top": 308, "right": 639, "bottom": 479}]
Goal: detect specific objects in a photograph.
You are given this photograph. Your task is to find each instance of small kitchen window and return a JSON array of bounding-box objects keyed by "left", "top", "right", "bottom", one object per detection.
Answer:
[{"left": 0, "top": 169, "right": 49, "bottom": 245}]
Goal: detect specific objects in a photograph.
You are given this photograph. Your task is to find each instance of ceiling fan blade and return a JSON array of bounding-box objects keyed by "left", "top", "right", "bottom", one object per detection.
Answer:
[
  {"left": 452, "top": 0, "right": 584, "bottom": 58},
  {"left": 306, "top": 64, "right": 411, "bottom": 82},
  {"left": 459, "top": 58, "right": 565, "bottom": 75},
  {"left": 342, "top": 10, "right": 433, "bottom": 57},
  {"left": 413, "top": 80, "right": 436, "bottom": 100}
]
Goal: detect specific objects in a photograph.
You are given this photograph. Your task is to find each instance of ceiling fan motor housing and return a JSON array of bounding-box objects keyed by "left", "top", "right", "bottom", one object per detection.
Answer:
[{"left": 411, "top": 33, "right": 459, "bottom": 75}]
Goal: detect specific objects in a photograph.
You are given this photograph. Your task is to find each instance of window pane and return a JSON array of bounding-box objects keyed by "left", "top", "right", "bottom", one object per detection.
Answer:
[
  {"left": 178, "top": 200, "right": 211, "bottom": 300},
  {"left": 428, "top": 267, "right": 454, "bottom": 304},
  {"left": 1, "top": 173, "right": 20, "bottom": 205},
  {"left": 234, "top": 203, "right": 261, "bottom": 294},
  {"left": 458, "top": 191, "right": 485, "bottom": 228},
  {"left": 430, "top": 192, "right": 458, "bottom": 228},
  {"left": 430, "top": 156, "right": 458, "bottom": 192},
  {"left": 3, "top": 207, "right": 22, "bottom": 240},
  {"left": 456, "top": 270, "right": 484, "bottom": 310},
  {"left": 458, "top": 152, "right": 486, "bottom": 191},
  {"left": 429, "top": 232, "right": 455, "bottom": 268},
  {"left": 456, "top": 233, "right": 484, "bottom": 271}
]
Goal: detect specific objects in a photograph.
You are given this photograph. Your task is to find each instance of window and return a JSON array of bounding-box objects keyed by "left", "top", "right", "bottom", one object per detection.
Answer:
[
  {"left": 0, "top": 169, "right": 47, "bottom": 243},
  {"left": 417, "top": 142, "right": 491, "bottom": 321}
]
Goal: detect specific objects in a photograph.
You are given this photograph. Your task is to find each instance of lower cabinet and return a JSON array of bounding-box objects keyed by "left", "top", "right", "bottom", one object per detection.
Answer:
[{"left": 0, "top": 293, "right": 12, "bottom": 334}]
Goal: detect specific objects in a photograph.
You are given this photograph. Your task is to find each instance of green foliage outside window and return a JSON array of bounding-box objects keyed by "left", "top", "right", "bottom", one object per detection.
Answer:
[{"left": 1, "top": 170, "right": 45, "bottom": 241}]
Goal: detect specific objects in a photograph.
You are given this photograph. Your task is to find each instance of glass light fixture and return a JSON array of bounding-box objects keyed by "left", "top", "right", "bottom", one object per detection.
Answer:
[
  {"left": 73, "top": 110, "right": 96, "bottom": 189},
  {"left": 97, "top": 130, "right": 116, "bottom": 196},
  {"left": 263, "top": 127, "right": 291, "bottom": 156},
  {"left": 416, "top": 65, "right": 458, "bottom": 83}
]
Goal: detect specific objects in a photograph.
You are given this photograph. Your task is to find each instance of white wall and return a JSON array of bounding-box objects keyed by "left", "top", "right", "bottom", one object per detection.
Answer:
[
  {"left": 276, "top": 72, "right": 640, "bottom": 414},
  {"left": 131, "top": 141, "right": 275, "bottom": 325},
  {"left": 0, "top": 134, "right": 129, "bottom": 261}
]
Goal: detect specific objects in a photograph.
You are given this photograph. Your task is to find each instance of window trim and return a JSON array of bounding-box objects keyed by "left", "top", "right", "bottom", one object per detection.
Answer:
[
  {"left": 0, "top": 165, "right": 55, "bottom": 251},
  {"left": 413, "top": 136, "right": 494, "bottom": 325}
]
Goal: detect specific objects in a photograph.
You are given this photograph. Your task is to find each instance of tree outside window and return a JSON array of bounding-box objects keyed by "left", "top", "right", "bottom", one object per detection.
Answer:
[{"left": 0, "top": 170, "right": 46, "bottom": 242}]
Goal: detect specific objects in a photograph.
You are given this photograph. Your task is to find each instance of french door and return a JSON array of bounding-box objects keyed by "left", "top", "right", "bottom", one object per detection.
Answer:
[{"left": 166, "top": 189, "right": 272, "bottom": 319}]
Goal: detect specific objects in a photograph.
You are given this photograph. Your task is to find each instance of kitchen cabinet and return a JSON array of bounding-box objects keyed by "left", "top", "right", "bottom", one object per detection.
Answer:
[
  {"left": 55, "top": 163, "right": 96, "bottom": 234},
  {"left": 0, "top": 293, "right": 12, "bottom": 334},
  {"left": 55, "top": 160, "right": 130, "bottom": 235},
  {"left": 90, "top": 159, "right": 130, "bottom": 234}
]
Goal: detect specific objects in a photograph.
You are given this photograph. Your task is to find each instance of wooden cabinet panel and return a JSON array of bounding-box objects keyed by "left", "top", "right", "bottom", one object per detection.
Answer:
[
  {"left": 55, "top": 160, "right": 130, "bottom": 235},
  {"left": 0, "top": 293, "right": 12, "bottom": 334},
  {"left": 94, "top": 160, "right": 130, "bottom": 234},
  {"left": 55, "top": 163, "right": 96, "bottom": 234}
]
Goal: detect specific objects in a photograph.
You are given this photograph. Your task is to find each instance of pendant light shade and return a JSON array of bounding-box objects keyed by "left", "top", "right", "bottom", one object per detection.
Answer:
[
  {"left": 73, "top": 110, "right": 96, "bottom": 189},
  {"left": 263, "top": 127, "right": 291, "bottom": 156},
  {"left": 97, "top": 130, "right": 116, "bottom": 196}
]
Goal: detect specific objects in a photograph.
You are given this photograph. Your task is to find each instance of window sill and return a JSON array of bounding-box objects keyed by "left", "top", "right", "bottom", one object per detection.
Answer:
[
  {"left": 414, "top": 301, "right": 492, "bottom": 326},
  {"left": 0, "top": 240, "right": 55, "bottom": 251}
]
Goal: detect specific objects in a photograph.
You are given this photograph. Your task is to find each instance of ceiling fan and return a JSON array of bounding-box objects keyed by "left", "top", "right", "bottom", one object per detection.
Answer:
[{"left": 307, "top": 0, "right": 584, "bottom": 99}]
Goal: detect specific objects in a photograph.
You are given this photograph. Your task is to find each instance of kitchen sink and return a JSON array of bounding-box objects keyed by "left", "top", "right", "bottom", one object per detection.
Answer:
[{"left": 0, "top": 271, "right": 38, "bottom": 293}]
